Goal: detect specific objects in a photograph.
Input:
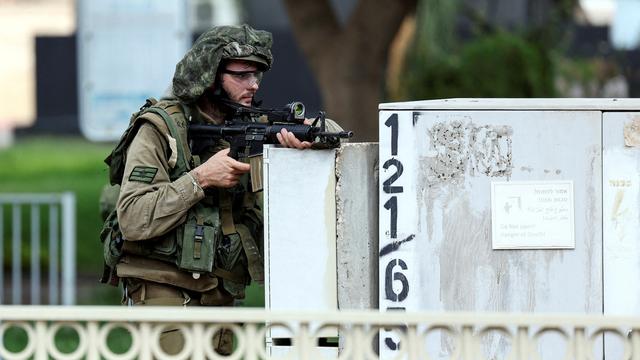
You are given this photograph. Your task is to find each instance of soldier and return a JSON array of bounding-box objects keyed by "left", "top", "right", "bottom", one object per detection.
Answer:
[{"left": 108, "top": 24, "right": 322, "bottom": 355}]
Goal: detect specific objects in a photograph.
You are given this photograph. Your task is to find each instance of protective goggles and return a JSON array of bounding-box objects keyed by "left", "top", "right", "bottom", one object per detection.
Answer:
[{"left": 222, "top": 69, "right": 264, "bottom": 85}]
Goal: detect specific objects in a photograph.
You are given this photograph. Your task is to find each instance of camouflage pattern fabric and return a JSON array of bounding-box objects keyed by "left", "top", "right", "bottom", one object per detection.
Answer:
[
  {"left": 172, "top": 24, "right": 273, "bottom": 104},
  {"left": 99, "top": 184, "right": 120, "bottom": 222}
]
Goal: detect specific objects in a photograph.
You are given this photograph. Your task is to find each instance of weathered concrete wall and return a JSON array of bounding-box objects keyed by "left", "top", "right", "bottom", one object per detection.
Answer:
[
  {"left": 264, "top": 143, "right": 379, "bottom": 355},
  {"left": 265, "top": 102, "right": 640, "bottom": 358},
  {"left": 264, "top": 143, "right": 380, "bottom": 313},
  {"left": 603, "top": 111, "right": 640, "bottom": 359},
  {"left": 378, "top": 106, "right": 605, "bottom": 358},
  {"left": 335, "top": 143, "right": 379, "bottom": 310}
]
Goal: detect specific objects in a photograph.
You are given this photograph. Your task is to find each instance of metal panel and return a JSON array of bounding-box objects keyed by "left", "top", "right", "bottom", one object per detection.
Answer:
[
  {"left": 77, "top": 0, "right": 190, "bottom": 141},
  {"left": 61, "top": 192, "right": 76, "bottom": 305},
  {"left": 49, "top": 204, "right": 59, "bottom": 304},
  {"left": 12, "top": 204, "right": 21, "bottom": 305},
  {"left": 263, "top": 146, "right": 337, "bottom": 340},
  {"left": 30, "top": 204, "right": 40, "bottom": 304},
  {"left": 603, "top": 111, "right": 640, "bottom": 359},
  {"left": 379, "top": 109, "right": 603, "bottom": 358}
]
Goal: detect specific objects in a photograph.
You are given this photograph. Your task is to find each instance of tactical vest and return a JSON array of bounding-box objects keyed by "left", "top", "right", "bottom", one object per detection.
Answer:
[{"left": 100, "top": 99, "right": 264, "bottom": 295}]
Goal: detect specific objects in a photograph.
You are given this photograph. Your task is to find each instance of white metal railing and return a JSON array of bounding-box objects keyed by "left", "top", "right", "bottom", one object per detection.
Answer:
[
  {"left": 0, "top": 193, "right": 76, "bottom": 305},
  {"left": 0, "top": 306, "right": 639, "bottom": 359}
]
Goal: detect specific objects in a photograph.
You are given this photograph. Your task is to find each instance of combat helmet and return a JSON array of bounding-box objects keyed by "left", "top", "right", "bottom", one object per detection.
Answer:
[{"left": 172, "top": 24, "right": 273, "bottom": 103}]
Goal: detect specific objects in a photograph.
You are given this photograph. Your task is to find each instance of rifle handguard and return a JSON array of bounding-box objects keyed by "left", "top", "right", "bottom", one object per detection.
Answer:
[{"left": 188, "top": 101, "right": 353, "bottom": 159}]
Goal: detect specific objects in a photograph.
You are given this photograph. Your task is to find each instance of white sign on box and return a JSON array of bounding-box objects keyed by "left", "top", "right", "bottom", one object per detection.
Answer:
[{"left": 491, "top": 180, "right": 575, "bottom": 249}]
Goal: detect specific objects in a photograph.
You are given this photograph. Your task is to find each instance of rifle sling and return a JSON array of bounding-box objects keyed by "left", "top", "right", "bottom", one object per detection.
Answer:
[
  {"left": 213, "top": 267, "right": 245, "bottom": 284},
  {"left": 219, "top": 190, "right": 236, "bottom": 235}
]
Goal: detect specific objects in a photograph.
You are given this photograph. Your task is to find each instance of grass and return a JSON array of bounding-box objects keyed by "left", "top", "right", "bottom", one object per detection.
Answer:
[
  {"left": 0, "top": 136, "right": 264, "bottom": 307},
  {"left": 0, "top": 136, "right": 113, "bottom": 271}
]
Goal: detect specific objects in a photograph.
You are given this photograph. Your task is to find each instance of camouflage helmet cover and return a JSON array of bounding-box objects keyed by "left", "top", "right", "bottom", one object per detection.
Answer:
[{"left": 172, "top": 24, "right": 273, "bottom": 103}]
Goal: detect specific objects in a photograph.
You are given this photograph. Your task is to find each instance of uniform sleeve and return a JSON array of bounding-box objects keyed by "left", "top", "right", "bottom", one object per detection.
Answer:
[{"left": 117, "top": 122, "right": 205, "bottom": 240}]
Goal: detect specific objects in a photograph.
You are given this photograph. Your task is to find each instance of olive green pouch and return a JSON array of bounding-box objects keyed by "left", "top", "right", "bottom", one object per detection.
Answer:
[
  {"left": 99, "top": 210, "right": 124, "bottom": 286},
  {"left": 101, "top": 224, "right": 123, "bottom": 268},
  {"left": 176, "top": 202, "right": 221, "bottom": 277}
]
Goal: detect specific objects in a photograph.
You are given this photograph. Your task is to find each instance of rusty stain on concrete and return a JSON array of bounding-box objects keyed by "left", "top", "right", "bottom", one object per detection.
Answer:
[
  {"left": 611, "top": 189, "right": 625, "bottom": 221},
  {"left": 623, "top": 116, "right": 640, "bottom": 147}
]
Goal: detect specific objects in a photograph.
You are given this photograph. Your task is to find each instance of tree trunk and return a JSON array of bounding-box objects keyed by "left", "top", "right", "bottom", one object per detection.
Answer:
[
  {"left": 283, "top": 0, "right": 417, "bottom": 141},
  {"left": 315, "top": 53, "right": 383, "bottom": 142}
]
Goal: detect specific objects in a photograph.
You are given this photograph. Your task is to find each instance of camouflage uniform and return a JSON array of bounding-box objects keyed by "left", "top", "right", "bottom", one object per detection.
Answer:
[{"left": 115, "top": 24, "right": 273, "bottom": 355}]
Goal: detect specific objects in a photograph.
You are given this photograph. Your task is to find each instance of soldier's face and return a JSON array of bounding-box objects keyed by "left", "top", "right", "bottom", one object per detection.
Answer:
[{"left": 220, "top": 60, "right": 261, "bottom": 106}]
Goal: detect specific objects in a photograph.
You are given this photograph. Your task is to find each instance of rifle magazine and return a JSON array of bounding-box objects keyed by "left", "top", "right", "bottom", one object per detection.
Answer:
[{"left": 249, "top": 155, "right": 263, "bottom": 192}]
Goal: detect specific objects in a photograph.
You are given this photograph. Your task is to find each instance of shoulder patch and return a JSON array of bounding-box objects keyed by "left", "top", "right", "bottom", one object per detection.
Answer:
[{"left": 129, "top": 166, "right": 158, "bottom": 183}]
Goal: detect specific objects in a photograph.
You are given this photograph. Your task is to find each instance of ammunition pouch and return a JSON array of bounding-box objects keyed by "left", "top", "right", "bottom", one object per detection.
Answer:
[
  {"left": 176, "top": 202, "right": 221, "bottom": 277},
  {"left": 99, "top": 209, "right": 124, "bottom": 286},
  {"left": 101, "top": 201, "right": 222, "bottom": 283}
]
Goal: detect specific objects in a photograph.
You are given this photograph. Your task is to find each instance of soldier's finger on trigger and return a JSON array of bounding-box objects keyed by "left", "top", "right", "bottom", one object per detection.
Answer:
[
  {"left": 231, "top": 161, "right": 250, "bottom": 172},
  {"left": 223, "top": 158, "right": 241, "bottom": 172}
]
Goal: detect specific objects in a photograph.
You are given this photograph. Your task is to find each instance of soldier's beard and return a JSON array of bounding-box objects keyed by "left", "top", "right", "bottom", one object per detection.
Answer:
[{"left": 207, "top": 86, "right": 262, "bottom": 111}]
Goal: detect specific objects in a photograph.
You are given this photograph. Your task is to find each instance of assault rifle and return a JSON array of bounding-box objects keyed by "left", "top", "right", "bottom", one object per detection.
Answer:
[{"left": 188, "top": 99, "right": 353, "bottom": 160}]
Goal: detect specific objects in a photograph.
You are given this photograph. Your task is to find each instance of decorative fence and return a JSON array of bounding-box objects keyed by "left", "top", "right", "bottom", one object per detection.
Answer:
[{"left": 0, "top": 306, "right": 639, "bottom": 359}]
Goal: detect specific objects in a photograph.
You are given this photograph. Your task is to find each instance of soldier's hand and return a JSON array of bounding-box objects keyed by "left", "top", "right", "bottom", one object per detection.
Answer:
[
  {"left": 191, "top": 148, "right": 250, "bottom": 188},
  {"left": 276, "top": 119, "right": 313, "bottom": 150}
]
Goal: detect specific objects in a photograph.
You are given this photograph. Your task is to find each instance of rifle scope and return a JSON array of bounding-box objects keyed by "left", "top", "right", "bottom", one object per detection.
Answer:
[{"left": 284, "top": 102, "right": 305, "bottom": 120}]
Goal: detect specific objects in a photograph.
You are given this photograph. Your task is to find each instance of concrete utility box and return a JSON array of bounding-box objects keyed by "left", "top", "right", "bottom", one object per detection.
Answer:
[
  {"left": 263, "top": 143, "right": 379, "bottom": 357},
  {"left": 263, "top": 146, "right": 338, "bottom": 357},
  {"left": 378, "top": 98, "right": 640, "bottom": 358}
]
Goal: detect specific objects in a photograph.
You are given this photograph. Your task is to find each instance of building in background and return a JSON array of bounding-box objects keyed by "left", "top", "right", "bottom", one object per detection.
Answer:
[
  {"left": 1, "top": 0, "right": 244, "bottom": 140},
  {"left": 610, "top": 0, "right": 640, "bottom": 50},
  {"left": 0, "top": 0, "right": 74, "bottom": 145},
  {"left": 76, "top": 0, "right": 192, "bottom": 141}
]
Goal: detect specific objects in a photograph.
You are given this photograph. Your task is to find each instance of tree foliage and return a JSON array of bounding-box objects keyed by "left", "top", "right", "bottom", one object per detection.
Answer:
[{"left": 395, "top": 0, "right": 581, "bottom": 101}]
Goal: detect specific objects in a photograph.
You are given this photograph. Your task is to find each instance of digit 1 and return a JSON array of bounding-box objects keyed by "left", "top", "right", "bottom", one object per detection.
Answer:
[
  {"left": 385, "top": 113, "right": 398, "bottom": 156},
  {"left": 384, "top": 196, "right": 397, "bottom": 238}
]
